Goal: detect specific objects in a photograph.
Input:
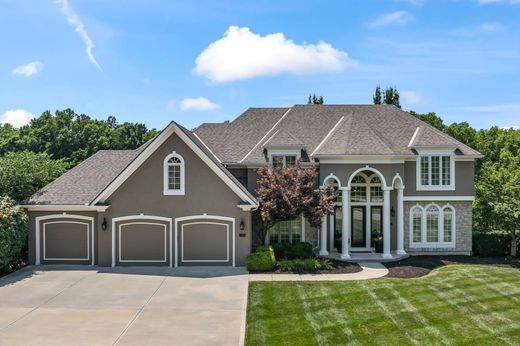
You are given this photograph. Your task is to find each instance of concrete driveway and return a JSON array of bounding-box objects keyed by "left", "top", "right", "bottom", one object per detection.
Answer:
[{"left": 0, "top": 266, "right": 249, "bottom": 346}]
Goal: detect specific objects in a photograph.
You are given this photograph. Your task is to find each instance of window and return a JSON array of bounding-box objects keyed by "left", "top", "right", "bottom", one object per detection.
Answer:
[
  {"left": 271, "top": 154, "right": 297, "bottom": 168},
  {"left": 268, "top": 219, "right": 302, "bottom": 243},
  {"left": 417, "top": 154, "right": 454, "bottom": 190},
  {"left": 350, "top": 173, "right": 383, "bottom": 204},
  {"left": 409, "top": 204, "right": 456, "bottom": 247},
  {"left": 163, "top": 152, "right": 185, "bottom": 195}
]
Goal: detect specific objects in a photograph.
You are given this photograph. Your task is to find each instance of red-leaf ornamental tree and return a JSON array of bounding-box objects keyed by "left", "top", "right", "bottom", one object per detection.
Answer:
[{"left": 255, "top": 163, "right": 336, "bottom": 245}]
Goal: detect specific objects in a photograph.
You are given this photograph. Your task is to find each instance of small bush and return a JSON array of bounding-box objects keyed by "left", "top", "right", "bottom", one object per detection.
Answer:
[
  {"left": 0, "top": 196, "right": 28, "bottom": 275},
  {"left": 473, "top": 231, "right": 515, "bottom": 257},
  {"left": 277, "top": 258, "right": 333, "bottom": 272},
  {"left": 246, "top": 247, "right": 276, "bottom": 272},
  {"left": 270, "top": 242, "right": 313, "bottom": 260}
]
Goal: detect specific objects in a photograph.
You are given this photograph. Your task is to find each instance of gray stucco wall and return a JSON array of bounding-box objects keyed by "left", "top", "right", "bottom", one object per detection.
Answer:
[
  {"left": 404, "top": 201, "right": 472, "bottom": 255},
  {"left": 319, "top": 163, "right": 404, "bottom": 188}
]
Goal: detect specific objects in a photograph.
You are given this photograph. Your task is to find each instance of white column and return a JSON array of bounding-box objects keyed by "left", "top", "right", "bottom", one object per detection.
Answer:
[
  {"left": 319, "top": 215, "right": 329, "bottom": 255},
  {"left": 383, "top": 188, "right": 392, "bottom": 258},
  {"left": 396, "top": 187, "right": 406, "bottom": 255},
  {"left": 340, "top": 187, "right": 350, "bottom": 259}
]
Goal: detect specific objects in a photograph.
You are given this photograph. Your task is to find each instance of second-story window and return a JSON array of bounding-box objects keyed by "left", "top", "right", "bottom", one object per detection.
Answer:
[
  {"left": 271, "top": 154, "right": 297, "bottom": 168},
  {"left": 417, "top": 153, "right": 454, "bottom": 190}
]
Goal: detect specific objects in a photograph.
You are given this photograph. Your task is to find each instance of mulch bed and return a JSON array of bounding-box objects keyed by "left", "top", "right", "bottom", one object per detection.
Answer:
[
  {"left": 264, "top": 259, "right": 362, "bottom": 275},
  {"left": 384, "top": 255, "right": 520, "bottom": 278}
]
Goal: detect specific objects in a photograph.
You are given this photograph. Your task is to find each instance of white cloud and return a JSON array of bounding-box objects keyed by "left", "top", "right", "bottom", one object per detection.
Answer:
[
  {"left": 457, "top": 103, "right": 520, "bottom": 112},
  {"left": 401, "top": 90, "right": 421, "bottom": 105},
  {"left": 55, "top": 0, "right": 101, "bottom": 70},
  {"left": 479, "top": 22, "right": 503, "bottom": 32},
  {"left": 194, "top": 26, "right": 354, "bottom": 83},
  {"left": 0, "top": 109, "right": 35, "bottom": 128},
  {"left": 500, "top": 125, "right": 520, "bottom": 130},
  {"left": 12, "top": 61, "right": 44, "bottom": 77},
  {"left": 180, "top": 97, "right": 220, "bottom": 111},
  {"left": 368, "top": 11, "right": 413, "bottom": 28}
]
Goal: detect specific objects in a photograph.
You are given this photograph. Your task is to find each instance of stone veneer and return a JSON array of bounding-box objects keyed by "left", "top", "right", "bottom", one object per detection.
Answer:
[{"left": 404, "top": 201, "right": 473, "bottom": 255}]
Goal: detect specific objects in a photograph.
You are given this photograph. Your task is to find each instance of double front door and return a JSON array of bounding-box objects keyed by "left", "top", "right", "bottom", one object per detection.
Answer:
[{"left": 350, "top": 206, "right": 382, "bottom": 249}]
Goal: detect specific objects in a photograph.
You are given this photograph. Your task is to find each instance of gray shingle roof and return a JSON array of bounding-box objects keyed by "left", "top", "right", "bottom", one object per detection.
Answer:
[
  {"left": 194, "top": 104, "right": 481, "bottom": 164},
  {"left": 262, "top": 128, "right": 304, "bottom": 148},
  {"left": 24, "top": 147, "right": 147, "bottom": 205}
]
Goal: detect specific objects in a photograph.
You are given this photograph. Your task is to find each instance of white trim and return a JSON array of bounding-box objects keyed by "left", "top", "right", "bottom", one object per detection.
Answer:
[
  {"left": 43, "top": 221, "right": 89, "bottom": 261},
  {"left": 317, "top": 156, "right": 409, "bottom": 164},
  {"left": 163, "top": 151, "right": 185, "bottom": 195},
  {"left": 118, "top": 222, "right": 167, "bottom": 263},
  {"left": 240, "top": 107, "right": 292, "bottom": 163},
  {"left": 301, "top": 215, "right": 306, "bottom": 242},
  {"left": 408, "top": 127, "right": 420, "bottom": 147},
  {"left": 346, "top": 166, "right": 389, "bottom": 189},
  {"left": 92, "top": 122, "right": 257, "bottom": 207},
  {"left": 175, "top": 214, "right": 236, "bottom": 267},
  {"left": 181, "top": 222, "right": 230, "bottom": 262},
  {"left": 310, "top": 116, "right": 345, "bottom": 157},
  {"left": 23, "top": 205, "right": 110, "bottom": 212},
  {"left": 192, "top": 132, "right": 222, "bottom": 163},
  {"left": 391, "top": 173, "right": 404, "bottom": 189},
  {"left": 35, "top": 214, "right": 95, "bottom": 265},
  {"left": 111, "top": 215, "right": 172, "bottom": 267},
  {"left": 323, "top": 173, "right": 342, "bottom": 187},
  {"left": 403, "top": 196, "right": 474, "bottom": 201}
]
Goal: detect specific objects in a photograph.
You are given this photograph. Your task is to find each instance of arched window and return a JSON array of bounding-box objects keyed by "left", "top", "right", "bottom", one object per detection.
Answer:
[
  {"left": 164, "top": 152, "right": 185, "bottom": 195},
  {"left": 442, "top": 206, "right": 455, "bottom": 242},
  {"left": 409, "top": 203, "right": 456, "bottom": 247}
]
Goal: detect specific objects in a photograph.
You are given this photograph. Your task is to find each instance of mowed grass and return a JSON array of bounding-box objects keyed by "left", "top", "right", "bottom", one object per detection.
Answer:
[{"left": 246, "top": 265, "right": 520, "bottom": 345}]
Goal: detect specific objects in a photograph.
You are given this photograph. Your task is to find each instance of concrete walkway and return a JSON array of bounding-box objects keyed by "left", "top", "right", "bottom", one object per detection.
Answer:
[
  {"left": 249, "top": 262, "right": 388, "bottom": 282},
  {"left": 0, "top": 266, "right": 249, "bottom": 346}
]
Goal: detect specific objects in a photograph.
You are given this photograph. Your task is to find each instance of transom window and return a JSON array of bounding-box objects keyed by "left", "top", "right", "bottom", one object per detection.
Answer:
[
  {"left": 163, "top": 152, "right": 185, "bottom": 195},
  {"left": 417, "top": 154, "right": 454, "bottom": 190},
  {"left": 271, "top": 154, "right": 297, "bottom": 169},
  {"left": 350, "top": 172, "right": 383, "bottom": 204},
  {"left": 409, "top": 204, "right": 455, "bottom": 247},
  {"left": 268, "top": 219, "right": 302, "bottom": 243}
]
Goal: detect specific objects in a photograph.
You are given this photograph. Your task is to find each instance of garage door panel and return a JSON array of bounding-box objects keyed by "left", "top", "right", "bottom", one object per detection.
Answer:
[
  {"left": 43, "top": 221, "right": 89, "bottom": 260},
  {"left": 119, "top": 223, "right": 167, "bottom": 262},
  {"left": 182, "top": 223, "right": 229, "bottom": 262}
]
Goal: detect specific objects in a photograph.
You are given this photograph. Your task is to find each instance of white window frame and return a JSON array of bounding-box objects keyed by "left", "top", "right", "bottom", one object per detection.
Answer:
[
  {"left": 416, "top": 150, "right": 455, "bottom": 191},
  {"left": 163, "top": 151, "right": 185, "bottom": 195},
  {"left": 266, "top": 217, "right": 305, "bottom": 244},
  {"left": 409, "top": 203, "right": 456, "bottom": 248},
  {"left": 268, "top": 149, "right": 300, "bottom": 169}
]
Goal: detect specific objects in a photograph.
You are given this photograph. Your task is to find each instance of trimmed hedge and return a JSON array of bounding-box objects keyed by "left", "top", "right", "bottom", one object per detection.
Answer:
[
  {"left": 277, "top": 258, "right": 333, "bottom": 272},
  {"left": 473, "top": 231, "right": 516, "bottom": 257},
  {"left": 246, "top": 246, "right": 276, "bottom": 271},
  {"left": 270, "top": 242, "right": 313, "bottom": 260},
  {"left": 0, "top": 196, "right": 28, "bottom": 275}
]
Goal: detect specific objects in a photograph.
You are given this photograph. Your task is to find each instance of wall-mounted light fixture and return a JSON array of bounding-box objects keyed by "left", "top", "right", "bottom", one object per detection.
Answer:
[
  {"left": 391, "top": 206, "right": 396, "bottom": 217},
  {"left": 102, "top": 218, "right": 108, "bottom": 231},
  {"left": 240, "top": 219, "right": 245, "bottom": 231}
]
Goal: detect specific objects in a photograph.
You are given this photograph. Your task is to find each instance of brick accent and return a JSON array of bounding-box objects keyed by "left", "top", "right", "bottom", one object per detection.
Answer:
[{"left": 404, "top": 201, "right": 472, "bottom": 255}]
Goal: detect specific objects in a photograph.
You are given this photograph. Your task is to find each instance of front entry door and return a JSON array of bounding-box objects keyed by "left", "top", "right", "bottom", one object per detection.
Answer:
[
  {"left": 351, "top": 206, "right": 366, "bottom": 248},
  {"left": 370, "top": 206, "right": 383, "bottom": 247}
]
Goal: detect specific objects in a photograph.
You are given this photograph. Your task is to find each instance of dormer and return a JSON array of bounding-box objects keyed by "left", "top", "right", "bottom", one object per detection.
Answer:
[{"left": 262, "top": 128, "right": 305, "bottom": 168}]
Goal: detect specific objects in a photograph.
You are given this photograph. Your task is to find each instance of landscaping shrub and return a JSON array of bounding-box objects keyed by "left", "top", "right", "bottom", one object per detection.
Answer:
[
  {"left": 246, "top": 246, "right": 276, "bottom": 271},
  {"left": 270, "top": 242, "right": 313, "bottom": 260},
  {"left": 473, "top": 231, "right": 516, "bottom": 257},
  {"left": 277, "top": 258, "right": 333, "bottom": 272},
  {"left": 0, "top": 196, "right": 28, "bottom": 275}
]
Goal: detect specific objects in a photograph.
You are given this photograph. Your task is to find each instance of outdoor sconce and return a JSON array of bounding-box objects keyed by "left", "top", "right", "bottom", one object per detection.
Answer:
[
  {"left": 239, "top": 219, "right": 246, "bottom": 237},
  {"left": 101, "top": 218, "right": 108, "bottom": 231},
  {"left": 391, "top": 206, "right": 396, "bottom": 217}
]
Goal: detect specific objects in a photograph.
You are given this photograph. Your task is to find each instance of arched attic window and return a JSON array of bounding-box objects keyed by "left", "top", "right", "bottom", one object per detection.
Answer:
[{"left": 164, "top": 152, "right": 185, "bottom": 195}]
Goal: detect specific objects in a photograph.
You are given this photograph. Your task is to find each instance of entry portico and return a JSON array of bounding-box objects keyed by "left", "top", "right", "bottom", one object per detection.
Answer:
[{"left": 319, "top": 166, "right": 406, "bottom": 261}]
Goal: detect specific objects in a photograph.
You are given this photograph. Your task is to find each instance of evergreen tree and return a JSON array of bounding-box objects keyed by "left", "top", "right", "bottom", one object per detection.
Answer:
[
  {"left": 373, "top": 85, "right": 382, "bottom": 104},
  {"left": 307, "top": 94, "right": 324, "bottom": 104}
]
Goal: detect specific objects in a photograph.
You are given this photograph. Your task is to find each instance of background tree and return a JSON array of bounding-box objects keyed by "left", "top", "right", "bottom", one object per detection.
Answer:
[
  {"left": 308, "top": 94, "right": 324, "bottom": 104},
  {"left": 0, "top": 196, "right": 28, "bottom": 274},
  {"left": 255, "top": 163, "right": 336, "bottom": 245},
  {"left": 0, "top": 151, "right": 69, "bottom": 202},
  {"left": 373, "top": 85, "right": 382, "bottom": 104}
]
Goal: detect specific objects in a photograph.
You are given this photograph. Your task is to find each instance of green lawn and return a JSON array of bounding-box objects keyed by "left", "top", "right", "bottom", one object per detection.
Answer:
[{"left": 246, "top": 265, "right": 520, "bottom": 345}]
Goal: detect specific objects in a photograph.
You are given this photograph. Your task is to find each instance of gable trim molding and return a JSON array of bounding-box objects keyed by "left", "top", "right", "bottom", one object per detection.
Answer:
[
  {"left": 91, "top": 122, "right": 257, "bottom": 207},
  {"left": 402, "top": 196, "right": 474, "bottom": 201}
]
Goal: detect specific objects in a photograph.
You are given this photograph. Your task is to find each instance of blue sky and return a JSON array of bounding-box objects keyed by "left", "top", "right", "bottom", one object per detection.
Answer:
[{"left": 1, "top": 0, "right": 519, "bottom": 130}]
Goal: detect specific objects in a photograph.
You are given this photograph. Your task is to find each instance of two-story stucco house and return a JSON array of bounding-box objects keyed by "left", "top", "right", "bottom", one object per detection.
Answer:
[{"left": 23, "top": 105, "right": 482, "bottom": 266}]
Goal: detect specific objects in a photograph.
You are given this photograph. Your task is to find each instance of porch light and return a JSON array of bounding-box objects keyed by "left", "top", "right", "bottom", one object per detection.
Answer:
[
  {"left": 102, "top": 218, "right": 108, "bottom": 231},
  {"left": 240, "top": 219, "right": 245, "bottom": 231},
  {"left": 391, "top": 206, "right": 396, "bottom": 217}
]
